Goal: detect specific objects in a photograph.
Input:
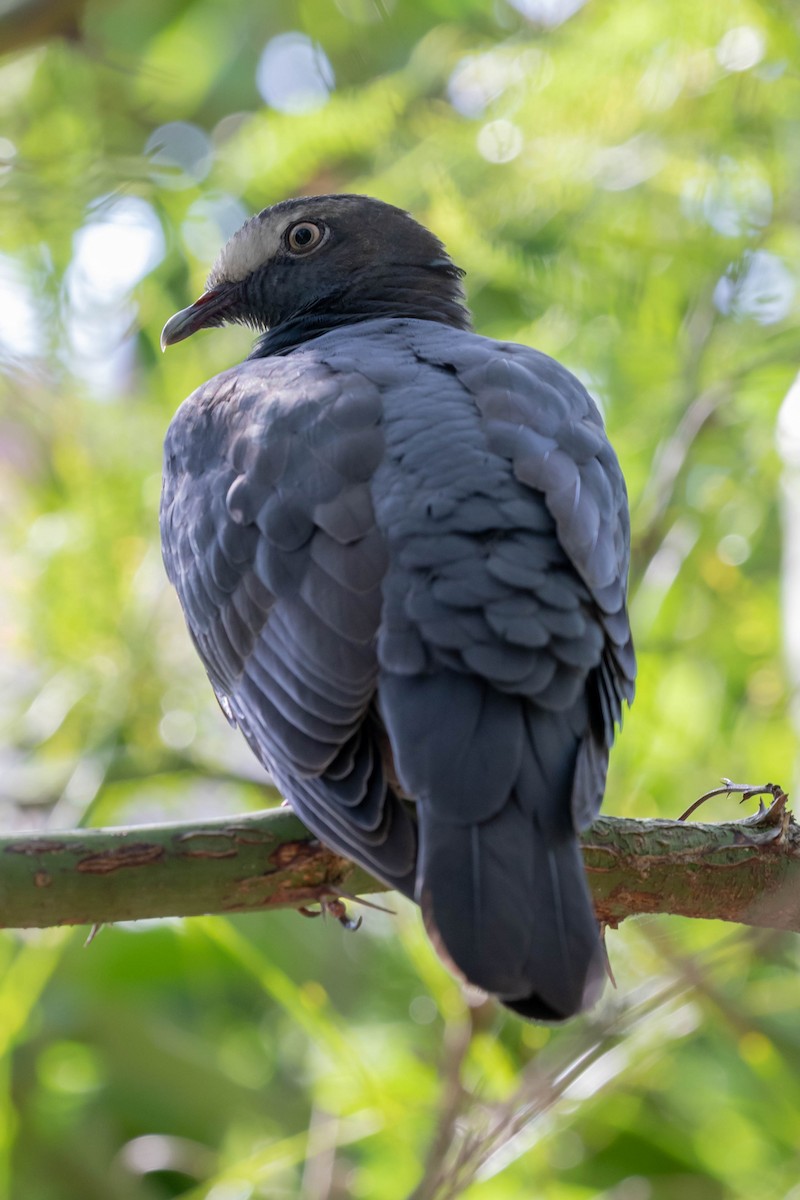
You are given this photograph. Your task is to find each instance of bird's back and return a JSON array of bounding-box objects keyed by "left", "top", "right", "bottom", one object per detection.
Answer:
[{"left": 161, "top": 316, "right": 634, "bottom": 1019}]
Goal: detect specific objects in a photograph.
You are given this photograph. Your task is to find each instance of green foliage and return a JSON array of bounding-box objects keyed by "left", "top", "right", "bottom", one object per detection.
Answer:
[{"left": 1, "top": 0, "right": 799, "bottom": 1195}]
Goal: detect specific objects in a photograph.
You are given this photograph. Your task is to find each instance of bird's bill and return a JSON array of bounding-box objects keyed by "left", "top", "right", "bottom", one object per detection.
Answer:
[{"left": 160, "top": 285, "right": 237, "bottom": 350}]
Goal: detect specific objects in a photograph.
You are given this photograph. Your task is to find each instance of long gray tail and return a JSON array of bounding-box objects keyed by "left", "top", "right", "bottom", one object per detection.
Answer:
[
  {"left": 417, "top": 797, "right": 605, "bottom": 1021},
  {"left": 380, "top": 673, "right": 607, "bottom": 1020}
]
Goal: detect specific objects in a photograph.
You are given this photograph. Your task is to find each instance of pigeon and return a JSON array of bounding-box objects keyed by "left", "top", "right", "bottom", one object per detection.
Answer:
[{"left": 160, "top": 194, "right": 635, "bottom": 1020}]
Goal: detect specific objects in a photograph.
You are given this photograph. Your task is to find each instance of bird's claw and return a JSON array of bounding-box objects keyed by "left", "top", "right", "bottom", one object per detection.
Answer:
[
  {"left": 322, "top": 897, "right": 363, "bottom": 930},
  {"left": 297, "top": 896, "right": 363, "bottom": 931}
]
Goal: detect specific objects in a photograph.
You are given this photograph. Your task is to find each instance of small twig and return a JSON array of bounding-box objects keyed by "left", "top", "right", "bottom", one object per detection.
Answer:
[
  {"left": 677, "top": 779, "right": 786, "bottom": 823},
  {"left": 406, "top": 1019, "right": 474, "bottom": 1200},
  {"left": 599, "top": 924, "right": 618, "bottom": 988},
  {"left": 633, "top": 382, "right": 726, "bottom": 561}
]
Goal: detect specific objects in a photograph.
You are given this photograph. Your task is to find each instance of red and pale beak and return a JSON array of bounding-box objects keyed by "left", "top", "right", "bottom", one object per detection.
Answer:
[{"left": 160, "top": 285, "right": 238, "bottom": 350}]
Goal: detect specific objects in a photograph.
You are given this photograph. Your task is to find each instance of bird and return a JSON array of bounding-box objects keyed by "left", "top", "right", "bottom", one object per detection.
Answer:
[{"left": 159, "top": 194, "right": 635, "bottom": 1021}]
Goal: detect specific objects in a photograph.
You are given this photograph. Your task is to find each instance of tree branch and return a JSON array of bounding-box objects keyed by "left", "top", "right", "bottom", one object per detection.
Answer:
[
  {"left": 0, "top": 0, "right": 87, "bottom": 57},
  {"left": 0, "top": 802, "right": 799, "bottom": 933}
]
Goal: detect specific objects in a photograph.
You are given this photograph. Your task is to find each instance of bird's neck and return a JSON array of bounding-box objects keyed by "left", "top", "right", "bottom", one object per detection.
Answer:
[{"left": 247, "top": 264, "right": 472, "bottom": 358}]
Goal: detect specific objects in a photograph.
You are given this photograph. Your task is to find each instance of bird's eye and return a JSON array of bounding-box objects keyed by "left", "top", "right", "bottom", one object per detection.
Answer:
[{"left": 286, "top": 221, "right": 326, "bottom": 255}]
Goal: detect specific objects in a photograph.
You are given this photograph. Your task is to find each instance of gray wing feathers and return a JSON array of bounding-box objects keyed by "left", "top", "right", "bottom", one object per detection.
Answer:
[{"left": 161, "top": 360, "right": 416, "bottom": 890}]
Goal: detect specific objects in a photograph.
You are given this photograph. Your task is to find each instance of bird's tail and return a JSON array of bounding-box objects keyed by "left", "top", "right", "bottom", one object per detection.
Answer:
[
  {"left": 417, "top": 800, "right": 605, "bottom": 1020},
  {"left": 379, "top": 671, "right": 606, "bottom": 1019}
]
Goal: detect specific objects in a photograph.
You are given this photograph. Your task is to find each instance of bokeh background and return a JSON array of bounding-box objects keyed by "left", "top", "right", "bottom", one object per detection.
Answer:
[{"left": 2, "top": 0, "right": 800, "bottom": 1196}]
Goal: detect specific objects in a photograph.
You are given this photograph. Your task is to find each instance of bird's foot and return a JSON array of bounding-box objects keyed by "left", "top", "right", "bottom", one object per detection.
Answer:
[
  {"left": 678, "top": 779, "right": 789, "bottom": 830},
  {"left": 297, "top": 896, "right": 363, "bottom": 931},
  {"left": 296, "top": 887, "right": 396, "bottom": 930}
]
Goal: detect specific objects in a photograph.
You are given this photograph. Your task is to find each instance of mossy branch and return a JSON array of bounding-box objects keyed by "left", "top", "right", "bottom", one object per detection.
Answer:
[{"left": 0, "top": 800, "right": 798, "bottom": 933}]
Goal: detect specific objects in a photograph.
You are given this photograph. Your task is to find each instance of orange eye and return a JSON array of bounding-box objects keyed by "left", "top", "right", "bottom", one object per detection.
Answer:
[{"left": 286, "top": 221, "right": 326, "bottom": 254}]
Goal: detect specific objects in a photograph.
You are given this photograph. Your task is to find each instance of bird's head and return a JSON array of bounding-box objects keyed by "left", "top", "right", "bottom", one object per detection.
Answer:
[{"left": 161, "top": 194, "right": 470, "bottom": 357}]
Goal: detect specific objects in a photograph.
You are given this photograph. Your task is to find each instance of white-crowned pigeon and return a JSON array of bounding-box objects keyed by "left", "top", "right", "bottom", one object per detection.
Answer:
[{"left": 160, "top": 194, "right": 635, "bottom": 1020}]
